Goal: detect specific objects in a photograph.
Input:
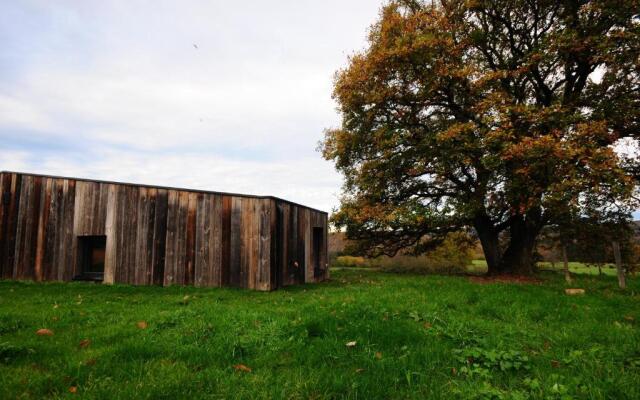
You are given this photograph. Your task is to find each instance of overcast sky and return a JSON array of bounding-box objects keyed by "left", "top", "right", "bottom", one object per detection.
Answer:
[
  {"left": 0, "top": 0, "right": 382, "bottom": 212},
  {"left": 1, "top": 1, "right": 638, "bottom": 220}
]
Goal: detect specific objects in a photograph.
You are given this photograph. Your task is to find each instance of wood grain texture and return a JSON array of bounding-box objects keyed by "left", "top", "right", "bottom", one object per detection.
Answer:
[{"left": 0, "top": 172, "right": 328, "bottom": 290}]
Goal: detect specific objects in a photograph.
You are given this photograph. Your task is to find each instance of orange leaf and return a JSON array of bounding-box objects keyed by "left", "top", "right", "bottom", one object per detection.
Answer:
[
  {"left": 233, "top": 364, "right": 252, "bottom": 372},
  {"left": 136, "top": 321, "right": 148, "bottom": 329},
  {"left": 69, "top": 386, "right": 77, "bottom": 394},
  {"left": 375, "top": 352, "right": 382, "bottom": 359},
  {"left": 79, "top": 339, "right": 91, "bottom": 348},
  {"left": 36, "top": 328, "right": 54, "bottom": 336}
]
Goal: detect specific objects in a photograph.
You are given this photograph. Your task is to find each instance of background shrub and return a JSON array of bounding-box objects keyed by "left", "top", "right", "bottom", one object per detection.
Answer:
[{"left": 331, "top": 232, "right": 474, "bottom": 274}]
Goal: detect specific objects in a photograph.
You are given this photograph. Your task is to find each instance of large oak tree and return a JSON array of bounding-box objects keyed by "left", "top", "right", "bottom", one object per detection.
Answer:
[{"left": 322, "top": 0, "right": 640, "bottom": 275}]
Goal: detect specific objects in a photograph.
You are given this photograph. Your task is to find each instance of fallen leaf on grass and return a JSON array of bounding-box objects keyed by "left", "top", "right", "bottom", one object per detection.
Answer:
[
  {"left": 36, "top": 329, "right": 54, "bottom": 336},
  {"left": 551, "top": 360, "right": 560, "bottom": 368},
  {"left": 423, "top": 322, "right": 432, "bottom": 329},
  {"left": 451, "top": 367, "right": 457, "bottom": 376},
  {"left": 346, "top": 341, "right": 357, "bottom": 348},
  {"left": 233, "top": 364, "right": 252, "bottom": 372},
  {"left": 53, "top": 304, "right": 59, "bottom": 309},
  {"left": 79, "top": 339, "right": 91, "bottom": 349},
  {"left": 624, "top": 315, "right": 635, "bottom": 322},
  {"left": 375, "top": 352, "right": 382, "bottom": 359},
  {"left": 565, "top": 288, "right": 585, "bottom": 296},
  {"left": 84, "top": 358, "right": 97, "bottom": 366},
  {"left": 355, "top": 368, "right": 365, "bottom": 373},
  {"left": 136, "top": 321, "right": 148, "bottom": 329},
  {"left": 69, "top": 386, "right": 77, "bottom": 394}
]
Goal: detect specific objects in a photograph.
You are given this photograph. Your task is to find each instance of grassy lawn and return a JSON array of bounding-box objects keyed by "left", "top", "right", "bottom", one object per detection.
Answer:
[
  {"left": 1, "top": 270, "right": 639, "bottom": 399},
  {"left": 469, "top": 260, "right": 621, "bottom": 277}
]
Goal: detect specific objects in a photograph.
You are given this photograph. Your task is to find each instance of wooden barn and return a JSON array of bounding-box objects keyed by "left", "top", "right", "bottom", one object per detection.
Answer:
[{"left": 0, "top": 171, "right": 329, "bottom": 290}]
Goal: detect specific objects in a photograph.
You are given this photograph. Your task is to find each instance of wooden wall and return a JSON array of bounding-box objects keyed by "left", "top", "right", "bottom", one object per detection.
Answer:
[
  {"left": 273, "top": 201, "right": 329, "bottom": 288},
  {"left": 0, "top": 172, "right": 328, "bottom": 290}
]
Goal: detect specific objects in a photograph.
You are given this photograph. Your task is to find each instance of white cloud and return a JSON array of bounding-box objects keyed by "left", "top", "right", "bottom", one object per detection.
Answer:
[
  {"left": 1, "top": 149, "right": 342, "bottom": 211},
  {"left": 0, "top": 0, "right": 382, "bottom": 212}
]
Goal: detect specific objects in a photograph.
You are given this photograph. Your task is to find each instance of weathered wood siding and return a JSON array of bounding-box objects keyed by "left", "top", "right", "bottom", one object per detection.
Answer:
[
  {"left": 0, "top": 172, "right": 328, "bottom": 290},
  {"left": 273, "top": 200, "right": 329, "bottom": 288}
]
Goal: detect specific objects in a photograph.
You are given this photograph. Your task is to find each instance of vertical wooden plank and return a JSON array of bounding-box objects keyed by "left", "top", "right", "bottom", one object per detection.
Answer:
[
  {"left": 323, "top": 213, "right": 329, "bottom": 280},
  {"left": 0, "top": 173, "right": 7, "bottom": 278},
  {"left": 288, "top": 205, "right": 299, "bottom": 284},
  {"left": 119, "top": 186, "right": 130, "bottom": 283},
  {"left": 73, "top": 181, "right": 85, "bottom": 236},
  {"left": 134, "top": 187, "right": 149, "bottom": 285},
  {"left": 246, "top": 198, "right": 258, "bottom": 289},
  {"left": 52, "top": 179, "right": 64, "bottom": 280},
  {"left": 229, "top": 197, "right": 242, "bottom": 287},
  {"left": 104, "top": 184, "right": 117, "bottom": 284},
  {"left": 251, "top": 199, "right": 261, "bottom": 289},
  {"left": 195, "top": 193, "right": 209, "bottom": 286},
  {"left": 42, "top": 179, "right": 57, "bottom": 281},
  {"left": 34, "top": 178, "right": 51, "bottom": 281},
  {"left": 164, "top": 190, "right": 177, "bottom": 285},
  {"left": 185, "top": 192, "right": 197, "bottom": 285},
  {"left": 269, "top": 199, "right": 278, "bottom": 290},
  {"left": 304, "top": 209, "right": 312, "bottom": 283},
  {"left": 94, "top": 183, "right": 102, "bottom": 234},
  {"left": 281, "top": 203, "right": 290, "bottom": 286},
  {"left": 296, "top": 206, "right": 306, "bottom": 284},
  {"left": 221, "top": 196, "right": 232, "bottom": 285},
  {"left": 257, "top": 199, "right": 271, "bottom": 291},
  {"left": 0, "top": 173, "right": 17, "bottom": 279},
  {"left": 126, "top": 186, "right": 139, "bottom": 284},
  {"left": 240, "top": 198, "right": 251, "bottom": 289},
  {"left": 12, "top": 175, "right": 31, "bottom": 279},
  {"left": 173, "top": 191, "right": 188, "bottom": 285},
  {"left": 27, "top": 177, "right": 43, "bottom": 280},
  {"left": 210, "top": 195, "right": 223, "bottom": 286},
  {"left": 115, "top": 185, "right": 128, "bottom": 283},
  {"left": 61, "top": 179, "right": 77, "bottom": 281},
  {"left": 7, "top": 173, "right": 22, "bottom": 279},
  {"left": 144, "top": 188, "right": 157, "bottom": 285},
  {"left": 152, "top": 189, "right": 168, "bottom": 285}
]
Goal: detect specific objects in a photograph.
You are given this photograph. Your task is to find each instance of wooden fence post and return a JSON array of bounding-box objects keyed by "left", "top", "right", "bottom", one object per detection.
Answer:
[
  {"left": 612, "top": 241, "right": 626, "bottom": 289},
  {"left": 562, "top": 245, "right": 571, "bottom": 284}
]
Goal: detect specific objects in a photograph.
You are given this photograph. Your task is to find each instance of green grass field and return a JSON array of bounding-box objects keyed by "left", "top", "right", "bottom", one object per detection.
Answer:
[
  {"left": 1, "top": 270, "right": 639, "bottom": 399},
  {"left": 469, "top": 260, "right": 621, "bottom": 276}
]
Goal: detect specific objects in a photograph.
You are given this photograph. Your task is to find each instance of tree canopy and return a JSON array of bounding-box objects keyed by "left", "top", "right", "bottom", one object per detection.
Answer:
[{"left": 322, "top": 0, "right": 640, "bottom": 275}]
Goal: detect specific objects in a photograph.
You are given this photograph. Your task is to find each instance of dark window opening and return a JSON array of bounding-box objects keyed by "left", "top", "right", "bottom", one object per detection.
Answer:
[
  {"left": 313, "top": 227, "right": 324, "bottom": 278},
  {"left": 76, "top": 236, "right": 106, "bottom": 281}
]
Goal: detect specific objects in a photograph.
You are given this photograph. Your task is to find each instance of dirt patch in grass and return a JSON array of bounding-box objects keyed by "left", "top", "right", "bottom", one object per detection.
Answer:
[{"left": 468, "top": 275, "right": 543, "bottom": 285}]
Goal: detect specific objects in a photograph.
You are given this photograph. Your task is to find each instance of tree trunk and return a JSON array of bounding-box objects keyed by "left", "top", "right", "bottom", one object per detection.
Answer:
[
  {"left": 612, "top": 241, "right": 626, "bottom": 289},
  {"left": 496, "top": 217, "right": 539, "bottom": 275},
  {"left": 562, "top": 245, "right": 572, "bottom": 284},
  {"left": 474, "top": 216, "right": 501, "bottom": 275},
  {"left": 474, "top": 214, "right": 541, "bottom": 276}
]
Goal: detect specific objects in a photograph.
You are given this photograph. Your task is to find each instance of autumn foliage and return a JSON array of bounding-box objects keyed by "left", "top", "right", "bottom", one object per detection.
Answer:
[{"left": 322, "top": 0, "right": 640, "bottom": 275}]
